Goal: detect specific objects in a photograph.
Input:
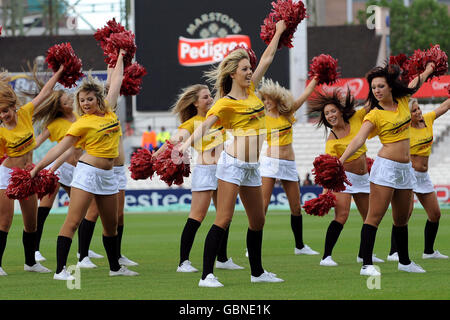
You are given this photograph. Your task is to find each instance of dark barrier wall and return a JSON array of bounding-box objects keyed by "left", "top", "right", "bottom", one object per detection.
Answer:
[{"left": 134, "top": 0, "right": 291, "bottom": 112}]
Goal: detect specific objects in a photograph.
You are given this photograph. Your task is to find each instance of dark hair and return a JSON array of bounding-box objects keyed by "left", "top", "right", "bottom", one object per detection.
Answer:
[
  {"left": 366, "top": 64, "right": 419, "bottom": 110},
  {"left": 308, "top": 87, "right": 356, "bottom": 129}
]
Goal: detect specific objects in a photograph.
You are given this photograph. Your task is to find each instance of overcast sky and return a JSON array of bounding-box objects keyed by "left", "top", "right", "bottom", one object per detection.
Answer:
[{"left": 67, "top": 0, "right": 122, "bottom": 30}]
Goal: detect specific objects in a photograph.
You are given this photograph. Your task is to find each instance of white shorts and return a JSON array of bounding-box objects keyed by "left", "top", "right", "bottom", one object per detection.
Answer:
[
  {"left": 216, "top": 151, "right": 261, "bottom": 187},
  {"left": 259, "top": 155, "right": 299, "bottom": 182},
  {"left": 342, "top": 171, "right": 370, "bottom": 194},
  {"left": 0, "top": 166, "right": 13, "bottom": 190},
  {"left": 413, "top": 170, "right": 434, "bottom": 194},
  {"left": 191, "top": 164, "right": 218, "bottom": 192},
  {"left": 45, "top": 162, "right": 75, "bottom": 187},
  {"left": 114, "top": 165, "right": 127, "bottom": 191},
  {"left": 71, "top": 162, "right": 118, "bottom": 195},
  {"left": 369, "top": 156, "right": 416, "bottom": 189}
]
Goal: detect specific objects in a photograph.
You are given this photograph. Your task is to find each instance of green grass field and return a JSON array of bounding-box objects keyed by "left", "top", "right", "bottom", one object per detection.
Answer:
[{"left": 1, "top": 208, "right": 450, "bottom": 300}]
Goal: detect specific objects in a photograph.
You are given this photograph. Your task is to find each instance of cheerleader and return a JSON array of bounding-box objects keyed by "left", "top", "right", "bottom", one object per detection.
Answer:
[
  {"left": 339, "top": 62, "right": 435, "bottom": 276},
  {"left": 181, "top": 20, "right": 287, "bottom": 287},
  {"left": 0, "top": 66, "right": 63, "bottom": 275},
  {"left": 258, "top": 77, "right": 319, "bottom": 256},
  {"left": 30, "top": 49, "right": 138, "bottom": 279},
  {"left": 308, "top": 88, "right": 384, "bottom": 266},
  {"left": 388, "top": 97, "right": 450, "bottom": 261},
  {"left": 32, "top": 89, "right": 83, "bottom": 262}
]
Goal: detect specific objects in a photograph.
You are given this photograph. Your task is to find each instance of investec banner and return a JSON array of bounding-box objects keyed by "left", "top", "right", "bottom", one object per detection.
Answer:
[{"left": 135, "top": 1, "right": 289, "bottom": 112}]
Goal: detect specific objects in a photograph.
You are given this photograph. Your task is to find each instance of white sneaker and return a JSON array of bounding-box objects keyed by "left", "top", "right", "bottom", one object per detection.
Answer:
[
  {"left": 357, "top": 254, "right": 385, "bottom": 263},
  {"left": 422, "top": 250, "right": 449, "bottom": 260},
  {"left": 118, "top": 255, "right": 139, "bottom": 266},
  {"left": 199, "top": 273, "right": 224, "bottom": 287},
  {"left": 216, "top": 258, "right": 244, "bottom": 270},
  {"left": 109, "top": 266, "right": 139, "bottom": 277},
  {"left": 77, "top": 256, "right": 97, "bottom": 269},
  {"left": 360, "top": 265, "right": 381, "bottom": 276},
  {"left": 398, "top": 261, "right": 426, "bottom": 273},
  {"left": 245, "top": 249, "right": 248, "bottom": 258},
  {"left": 24, "top": 262, "right": 51, "bottom": 273},
  {"left": 387, "top": 252, "right": 399, "bottom": 262},
  {"left": 320, "top": 256, "right": 338, "bottom": 266},
  {"left": 77, "top": 250, "right": 104, "bottom": 259},
  {"left": 53, "top": 267, "right": 75, "bottom": 281},
  {"left": 294, "top": 244, "right": 319, "bottom": 255},
  {"left": 177, "top": 260, "right": 198, "bottom": 273},
  {"left": 35, "top": 251, "right": 46, "bottom": 262},
  {"left": 251, "top": 270, "right": 284, "bottom": 283},
  {"left": 0, "top": 267, "right": 7, "bottom": 276}
]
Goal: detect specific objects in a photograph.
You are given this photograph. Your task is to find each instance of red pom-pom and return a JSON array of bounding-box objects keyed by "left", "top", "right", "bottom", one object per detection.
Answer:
[
  {"left": 45, "top": 43, "right": 84, "bottom": 88},
  {"left": 308, "top": 54, "right": 341, "bottom": 85},
  {"left": 302, "top": 190, "right": 336, "bottom": 216},
  {"left": 34, "top": 169, "right": 59, "bottom": 200},
  {"left": 94, "top": 18, "right": 126, "bottom": 50},
  {"left": 409, "top": 44, "right": 448, "bottom": 81},
  {"left": 153, "top": 141, "right": 190, "bottom": 186},
  {"left": 389, "top": 53, "right": 413, "bottom": 84},
  {"left": 366, "top": 157, "right": 374, "bottom": 174},
  {"left": 121, "top": 62, "right": 147, "bottom": 96},
  {"left": 6, "top": 168, "right": 35, "bottom": 200},
  {"left": 312, "top": 154, "right": 351, "bottom": 192},
  {"left": 103, "top": 31, "right": 136, "bottom": 68},
  {"left": 260, "top": 0, "right": 308, "bottom": 49},
  {"left": 228, "top": 45, "right": 258, "bottom": 72},
  {"left": 129, "top": 148, "right": 155, "bottom": 180}
]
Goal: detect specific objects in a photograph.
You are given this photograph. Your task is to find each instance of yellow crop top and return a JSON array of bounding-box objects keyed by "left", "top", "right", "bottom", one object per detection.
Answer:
[
  {"left": 66, "top": 111, "right": 121, "bottom": 158},
  {"left": 410, "top": 111, "right": 435, "bottom": 157},
  {"left": 0, "top": 102, "right": 36, "bottom": 157},
  {"left": 325, "top": 108, "right": 368, "bottom": 162},
  {"left": 265, "top": 114, "right": 296, "bottom": 146},
  {"left": 364, "top": 96, "right": 411, "bottom": 143},
  {"left": 47, "top": 112, "right": 80, "bottom": 143},
  {"left": 178, "top": 114, "right": 227, "bottom": 152},
  {"left": 206, "top": 82, "right": 265, "bottom": 136}
]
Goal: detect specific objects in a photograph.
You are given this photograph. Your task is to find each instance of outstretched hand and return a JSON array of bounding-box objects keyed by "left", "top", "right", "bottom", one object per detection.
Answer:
[{"left": 275, "top": 20, "right": 287, "bottom": 34}]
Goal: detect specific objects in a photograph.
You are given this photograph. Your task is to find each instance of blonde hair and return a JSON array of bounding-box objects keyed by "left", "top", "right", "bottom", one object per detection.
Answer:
[
  {"left": 171, "top": 84, "right": 208, "bottom": 123},
  {"left": 74, "top": 74, "right": 109, "bottom": 116},
  {"left": 33, "top": 90, "right": 67, "bottom": 129},
  {"left": 409, "top": 98, "right": 419, "bottom": 110},
  {"left": 258, "top": 78, "right": 295, "bottom": 119},
  {"left": 204, "top": 49, "right": 249, "bottom": 100},
  {"left": 0, "top": 72, "right": 18, "bottom": 110}
]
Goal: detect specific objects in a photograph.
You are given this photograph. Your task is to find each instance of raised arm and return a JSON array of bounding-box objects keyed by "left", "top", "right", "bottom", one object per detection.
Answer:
[
  {"left": 180, "top": 115, "right": 218, "bottom": 153},
  {"left": 292, "top": 78, "right": 318, "bottom": 112},
  {"left": 408, "top": 62, "right": 435, "bottom": 90},
  {"left": 30, "top": 135, "right": 78, "bottom": 177},
  {"left": 32, "top": 65, "right": 64, "bottom": 110},
  {"left": 34, "top": 128, "right": 50, "bottom": 149},
  {"left": 153, "top": 128, "right": 191, "bottom": 158},
  {"left": 252, "top": 20, "right": 287, "bottom": 87},
  {"left": 434, "top": 98, "right": 450, "bottom": 119},
  {"left": 339, "top": 121, "right": 374, "bottom": 164},
  {"left": 105, "top": 49, "right": 125, "bottom": 108},
  {"left": 50, "top": 146, "right": 77, "bottom": 173}
]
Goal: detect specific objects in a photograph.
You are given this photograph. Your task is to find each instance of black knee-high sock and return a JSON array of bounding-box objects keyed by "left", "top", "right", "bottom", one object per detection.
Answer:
[
  {"left": 23, "top": 230, "right": 37, "bottom": 266},
  {"left": 247, "top": 228, "right": 264, "bottom": 277},
  {"left": 56, "top": 236, "right": 72, "bottom": 274},
  {"left": 424, "top": 220, "right": 439, "bottom": 254},
  {"left": 103, "top": 235, "right": 120, "bottom": 272},
  {"left": 217, "top": 225, "right": 230, "bottom": 263},
  {"left": 78, "top": 218, "right": 96, "bottom": 261},
  {"left": 0, "top": 231, "right": 8, "bottom": 267},
  {"left": 323, "top": 220, "right": 343, "bottom": 259},
  {"left": 201, "top": 224, "right": 225, "bottom": 280},
  {"left": 291, "top": 215, "right": 304, "bottom": 250},
  {"left": 360, "top": 224, "right": 378, "bottom": 265},
  {"left": 36, "top": 207, "right": 51, "bottom": 251},
  {"left": 117, "top": 224, "right": 124, "bottom": 259},
  {"left": 389, "top": 224, "right": 398, "bottom": 255},
  {"left": 179, "top": 218, "right": 201, "bottom": 265},
  {"left": 392, "top": 225, "right": 411, "bottom": 265}
]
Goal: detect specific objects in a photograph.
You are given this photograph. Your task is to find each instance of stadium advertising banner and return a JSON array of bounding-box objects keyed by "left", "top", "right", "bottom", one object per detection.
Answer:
[
  {"left": 134, "top": 0, "right": 289, "bottom": 111},
  {"left": 308, "top": 75, "right": 450, "bottom": 100}
]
